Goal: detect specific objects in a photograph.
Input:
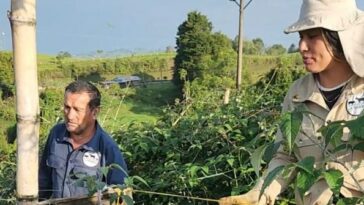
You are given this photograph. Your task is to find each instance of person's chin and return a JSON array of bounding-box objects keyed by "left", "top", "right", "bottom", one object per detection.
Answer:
[
  {"left": 66, "top": 123, "right": 78, "bottom": 131},
  {"left": 305, "top": 66, "right": 320, "bottom": 73}
]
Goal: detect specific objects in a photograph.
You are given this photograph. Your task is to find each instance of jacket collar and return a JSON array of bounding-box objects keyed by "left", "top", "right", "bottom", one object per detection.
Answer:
[
  {"left": 291, "top": 74, "right": 325, "bottom": 104},
  {"left": 290, "top": 73, "right": 359, "bottom": 109},
  {"left": 58, "top": 121, "right": 102, "bottom": 151}
]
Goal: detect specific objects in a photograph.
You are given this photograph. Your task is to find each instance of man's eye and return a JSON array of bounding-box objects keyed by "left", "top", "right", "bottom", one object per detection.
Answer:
[{"left": 74, "top": 108, "right": 81, "bottom": 113}]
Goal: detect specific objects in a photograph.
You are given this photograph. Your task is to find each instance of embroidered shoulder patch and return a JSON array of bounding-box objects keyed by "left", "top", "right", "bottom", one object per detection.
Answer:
[{"left": 346, "top": 93, "right": 364, "bottom": 116}]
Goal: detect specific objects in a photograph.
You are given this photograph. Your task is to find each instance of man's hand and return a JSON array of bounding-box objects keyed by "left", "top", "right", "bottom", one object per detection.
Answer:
[{"left": 218, "top": 190, "right": 272, "bottom": 205}]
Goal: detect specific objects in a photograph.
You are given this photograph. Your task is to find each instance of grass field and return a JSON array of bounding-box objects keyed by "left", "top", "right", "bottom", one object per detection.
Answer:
[{"left": 98, "top": 81, "right": 179, "bottom": 133}]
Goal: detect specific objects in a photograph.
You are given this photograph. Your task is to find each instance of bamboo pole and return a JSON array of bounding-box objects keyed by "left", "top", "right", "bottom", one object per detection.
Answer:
[{"left": 8, "top": 0, "right": 39, "bottom": 204}]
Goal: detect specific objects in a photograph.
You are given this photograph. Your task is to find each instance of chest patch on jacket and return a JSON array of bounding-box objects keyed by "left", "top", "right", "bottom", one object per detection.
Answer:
[
  {"left": 83, "top": 151, "right": 100, "bottom": 167},
  {"left": 347, "top": 93, "right": 364, "bottom": 116}
]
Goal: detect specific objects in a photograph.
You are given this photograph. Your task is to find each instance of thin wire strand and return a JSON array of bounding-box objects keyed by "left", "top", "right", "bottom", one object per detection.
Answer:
[
  {"left": 132, "top": 189, "right": 219, "bottom": 203},
  {"left": 37, "top": 188, "right": 220, "bottom": 203}
]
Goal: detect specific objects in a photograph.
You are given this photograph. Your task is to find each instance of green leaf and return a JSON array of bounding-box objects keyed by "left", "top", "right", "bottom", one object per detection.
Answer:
[
  {"left": 263, "top": 141, "right": 281, "bottom": 163},
  {"left": 260, "top": 165, "right": 285, "bottom": 199},
  {"left": 132, "top": 175, "right": 150, "bottom": 188},
  {"left": 227, "top": 158, "right": 235, "bottom": 167},
  {"left": 251, "top": 144, "right": 267, "bottom": 177},
  {"left": 108, "top": 193, "right": 118, "bottom": 204},
  {"left": 110, "top": 163, "right": 129, "bottom": 177},
  {"left": 122, "top": 195, "right": 134, "bottom": 205},
  {"left": 332, "top": 143, "right": 350, "bottom": 153},
  {"left": 224, "top": 124, "right": 233, "bottom": 131},
  {"left": 319, "top": 121, "right": 343, "bottom": 148},
  {"left": 231, "top": 186, "right": 245, "bottom": 196},
  {"left": 96, "top": 181, "right": 107, "bottom": 191},
  {"left": 201, "top": 166, "right": 209, "bottom": 174},
  {"left": 323, "top": 170, "right": 343, "bottom": 194},
  {"left": 336, "top": 197, "right": 360, "bottom": 205},
  {"left": 280, "top": 110, "right": 303, "bottom": 155},
  {"left": 189, "top": 165, "right": 199, "bottom": 177},
  {"left": 281, "top": 164, "right": 296, "bottom": 180},
  {"left": 296, "top": 171, "right": 317, "bottom": 199},
  {"left": 153, "top": 127, "right": 163, "bottom": 135},
  {"left": 296, "top": 156, "right": 315, "bottom": 175},
  {"left": 353, "top": 142, "right": 364, "bottom": 152},
  {"left": 345, "top": 115, "right": 364, "bottom": 140},
  {"left": 139, "top": 142, "right": 149, "bottom": 152},
  {"left": 336, "top": 199, "right": 345, "bottom": 205},
  {"left": 74, "top": 178, "right": 86, "bottom": 187},
  {"left": 100, "top": 166, "right": 109, "bottom": 178}
]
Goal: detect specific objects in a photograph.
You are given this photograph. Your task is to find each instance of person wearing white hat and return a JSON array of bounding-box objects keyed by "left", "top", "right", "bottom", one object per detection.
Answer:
[{"left": 219, "top": 0, "right": 364, "bottom": 204}]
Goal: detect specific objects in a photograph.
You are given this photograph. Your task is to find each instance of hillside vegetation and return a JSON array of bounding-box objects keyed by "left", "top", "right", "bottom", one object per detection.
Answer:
[
  {"left": 0, "top": 50, "right": 304, "bottom": 204},
  {"left": 0, "top": 11, "right": 306, "bottom": 205}
]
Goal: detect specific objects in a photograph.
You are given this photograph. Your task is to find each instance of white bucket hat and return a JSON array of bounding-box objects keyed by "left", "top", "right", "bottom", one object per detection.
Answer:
[{"left": 284, "top": 0, "right": 364, "bottom": 77}]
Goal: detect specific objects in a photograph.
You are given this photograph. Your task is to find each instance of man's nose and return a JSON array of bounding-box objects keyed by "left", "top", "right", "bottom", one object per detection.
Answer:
[{"left": 66, "top": 109, "right": 76, "bottom": 120}]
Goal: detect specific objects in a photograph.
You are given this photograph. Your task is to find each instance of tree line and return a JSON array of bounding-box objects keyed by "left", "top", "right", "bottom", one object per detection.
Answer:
[{"left": 173, "top": 11, "right": 299, "bottom": 90}]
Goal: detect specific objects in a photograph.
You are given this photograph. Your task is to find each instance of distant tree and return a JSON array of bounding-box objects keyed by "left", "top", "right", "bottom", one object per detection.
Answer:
[
  {"left": 252, "top": 38, "right": 265, "bottom": 54},
  {"left": 266, "top": 44, "right": 287, "bottom": 55},
  {"left": 202, "top": 32, "right": 236, "bottom": 77},
  {"left": 56, "top": 51, "right": 72, "bottom": 61},
  {"left": 233, "top": 36, "right": 265, "bottom": 55},
  {"left": 95, "top": 50, "right": 104, "bottom": 58},
  {"left": 288, "top": 43, "right": 299, "bottom": 53},
  {"left": 165, "top": 46, "right": 175, "bottom": 53},
  {"left": 242, "top": 40, "right": 257, "bottom": 55}
]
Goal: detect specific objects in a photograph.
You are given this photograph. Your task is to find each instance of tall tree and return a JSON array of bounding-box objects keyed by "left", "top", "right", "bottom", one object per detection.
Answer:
[
  {"left": 173, "top": 11, "right": 236, "bottom": 90},
  {"left": 173, "top": 11, "right": 213, "bottom": 86}
]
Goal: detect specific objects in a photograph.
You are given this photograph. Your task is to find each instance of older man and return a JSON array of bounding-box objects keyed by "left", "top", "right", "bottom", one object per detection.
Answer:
[{"left": 39, "top": 80, "right": 128, "bottom": 199}]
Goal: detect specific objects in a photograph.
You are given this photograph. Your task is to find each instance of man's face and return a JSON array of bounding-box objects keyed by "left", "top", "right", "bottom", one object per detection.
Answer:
[{"left": 63, "top": 91, "right": 98, "bottom": 136}]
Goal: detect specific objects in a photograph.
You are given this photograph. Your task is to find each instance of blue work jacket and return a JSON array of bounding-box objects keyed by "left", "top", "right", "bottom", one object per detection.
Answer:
[{"left": 38, "top": 122, "right": 128, "bottom": 199}]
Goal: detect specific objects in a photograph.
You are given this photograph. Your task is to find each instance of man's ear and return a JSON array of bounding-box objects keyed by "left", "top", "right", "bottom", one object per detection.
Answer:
[{"left": 92, "top": 107, "right": 100, "bottom": 119}]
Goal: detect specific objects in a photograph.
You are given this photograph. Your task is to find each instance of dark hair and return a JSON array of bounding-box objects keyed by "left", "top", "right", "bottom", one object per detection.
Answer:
[
  {"left": 321, "top": 28, "right": 345, "bottom": 60},
  {"left": 65, "top": 80, "right": 101, "bottom": 110}
]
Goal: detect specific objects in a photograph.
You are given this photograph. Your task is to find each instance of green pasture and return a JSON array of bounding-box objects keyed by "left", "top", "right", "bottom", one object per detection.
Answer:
[{"left": 98, "top": 81, "right": 179, "bottom": 133}]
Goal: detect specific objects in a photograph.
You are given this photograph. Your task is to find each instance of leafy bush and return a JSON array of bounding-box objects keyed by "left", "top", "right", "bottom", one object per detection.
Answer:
[
  {"left": 0, "top": 53, "right": 305, "bottom": 204},
  {"left": 114, "top": 65, "right": 303, "bottom": 204},
  {"left": 0, "top": 149, "right": 16, "bottom": 204}
]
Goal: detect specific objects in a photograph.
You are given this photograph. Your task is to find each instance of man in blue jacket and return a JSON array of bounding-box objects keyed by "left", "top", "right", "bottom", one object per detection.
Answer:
[{"left": 39, "top": 80, "right": 128, "bottom": 199}]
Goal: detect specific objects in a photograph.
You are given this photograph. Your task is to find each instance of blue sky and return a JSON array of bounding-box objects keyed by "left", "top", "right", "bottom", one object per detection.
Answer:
[{"left": 0, "top": 0, "right": 363, "bottom": 55}]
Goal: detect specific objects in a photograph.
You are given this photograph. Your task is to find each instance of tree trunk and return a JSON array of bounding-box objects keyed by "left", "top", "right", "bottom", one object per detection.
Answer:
[{"left": 8, "top": 0, "right": 39, "bottom": 204}]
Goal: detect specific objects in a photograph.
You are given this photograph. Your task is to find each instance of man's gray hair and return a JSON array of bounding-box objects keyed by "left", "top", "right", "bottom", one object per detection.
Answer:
[{"left": 65, "top": 80, "right": 101, "bottom": 109}]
